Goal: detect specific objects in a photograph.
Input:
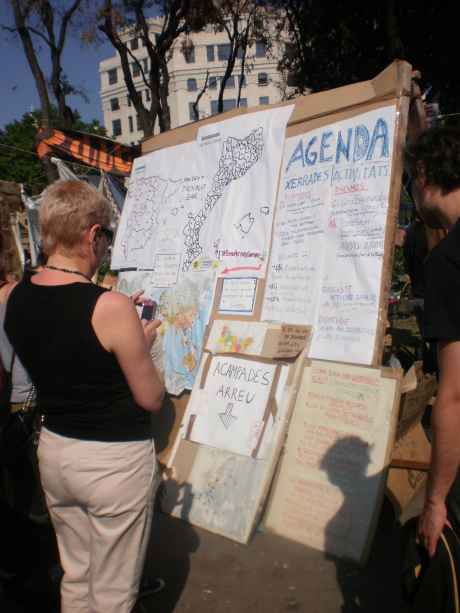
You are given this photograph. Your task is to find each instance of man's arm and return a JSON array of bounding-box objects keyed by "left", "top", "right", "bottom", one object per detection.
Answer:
[{"left": 418, "top": 339, "right": 460, "bottom": 556}]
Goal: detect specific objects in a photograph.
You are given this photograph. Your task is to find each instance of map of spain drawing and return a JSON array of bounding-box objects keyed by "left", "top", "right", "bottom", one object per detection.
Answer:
[{"left": 111, "top": 106, "right": 294, "bottom": 274}]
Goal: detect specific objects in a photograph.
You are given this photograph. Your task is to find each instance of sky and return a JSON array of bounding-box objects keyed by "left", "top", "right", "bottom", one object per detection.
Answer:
[{"left": 0, "top": 3, "right": 114, "bottom": 130}]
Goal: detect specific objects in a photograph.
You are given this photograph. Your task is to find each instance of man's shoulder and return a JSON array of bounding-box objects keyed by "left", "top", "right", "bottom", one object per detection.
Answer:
[
  {"left": 426, "top": 223, "right": 460, "bottom": 275},
  {"left": 435, "top": 220, "right": 460, "bottom": 263}
]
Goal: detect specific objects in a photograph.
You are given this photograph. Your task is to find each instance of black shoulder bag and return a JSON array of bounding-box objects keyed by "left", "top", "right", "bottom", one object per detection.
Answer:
[{"left": 0, "top": 354, "right": 38, "bottom": 467}]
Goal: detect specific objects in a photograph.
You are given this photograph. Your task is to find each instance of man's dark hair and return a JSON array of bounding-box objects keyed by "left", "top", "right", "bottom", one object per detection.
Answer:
[{"left": 405, "top": 126, "right": 460, "bottom": 194}]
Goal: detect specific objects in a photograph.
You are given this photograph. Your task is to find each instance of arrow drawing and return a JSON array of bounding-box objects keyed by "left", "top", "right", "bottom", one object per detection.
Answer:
[
  {"left": 221, "top": 263, "right": 262, "bottom": 275},
  {"left": 219, "top": 403, "right": 238, "bottom": 430}
]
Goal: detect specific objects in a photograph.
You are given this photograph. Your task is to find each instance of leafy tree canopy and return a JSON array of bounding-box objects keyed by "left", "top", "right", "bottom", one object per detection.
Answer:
[{"left": 276, "top": 1, "right": 459, "bottom": 115}]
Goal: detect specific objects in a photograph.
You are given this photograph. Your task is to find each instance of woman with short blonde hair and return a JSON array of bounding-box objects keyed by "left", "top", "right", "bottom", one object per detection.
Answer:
[
  {"left": 5, "top": 179, "right": 164, "bottom": 613},
  {"left": 40, "top": 179, "right": 112, "bottom": 256}
]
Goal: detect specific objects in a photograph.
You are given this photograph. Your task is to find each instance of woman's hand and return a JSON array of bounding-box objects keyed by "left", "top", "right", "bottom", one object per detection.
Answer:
[
  {"left": 142, "top": 319, "right": 162, "bottom": 351},
  {"left": 130, "top": 289, "right": 145, "bottom": 306}
]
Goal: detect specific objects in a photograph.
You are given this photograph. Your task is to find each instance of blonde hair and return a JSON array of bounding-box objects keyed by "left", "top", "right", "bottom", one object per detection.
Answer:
[{"left": 39, "top": 180, "right": 112, "bottom": 256}]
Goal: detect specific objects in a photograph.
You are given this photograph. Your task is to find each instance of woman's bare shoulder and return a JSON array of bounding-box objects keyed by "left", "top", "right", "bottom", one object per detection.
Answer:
[{"left": 94, "top": 289, "right": 134, "bottom": 316}]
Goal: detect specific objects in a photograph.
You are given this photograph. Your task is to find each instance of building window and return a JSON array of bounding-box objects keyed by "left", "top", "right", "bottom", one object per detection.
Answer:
[
  {"left": 224, "top": 76, "right": 235, "bottom": 89},
  {"left": 223, "top": 98, "right": 237, "bottom": 111},
  {"left": 258, "top": 72, "right": 268, "bottom": 86},
  {"left": 211, "top": 98, "right": 237, "bottom": 115},
  {"left": 237, "top": 46, "right": 245, "bottom": 60},
  {"left": 110, "top": 97, "right": 119, "bottom": 111},
  {"left": 206, "top": 45, "right": 215, "bottom": 62},
  {"left": 239, "top": 74, "right": 246, "bottom": 88},
  {"left": 259, "top": 96, "right": 269, "bottom": 105},
  {"left": 239, "top": 98, "right": 248, "bottom": 107},
  {"left": 128, "top": 116, "right": 134, "bottom": 133},
  {"left": 217, "top": 43, "right": 231, "bottom": 61},
  {"left": 112, "top": 119, "right": 122, "bottom": 137},
  {"left": 136, "top": 115, "right": 141, "bottom": 131},
  {"left": 187, "top": 78, "right": 197, "bottom": 92},
  {"left": 155, "top": 33, "right": 161, "bottom": 45},
  {"left": 145, "top": 89, "right": 151, "bottom": 102},
  {"left": 189, "top": 102, "right": 198, "bottom": 121},
  {"left": 131, "top": 37, "right": 139, "bottom": 50},
  {"left": 132, "top": 61, "right": 141, "bottom": 78},
  {"left": 255, "top": 41, "right": 267, "bottom": 58},
  {"left": 209, "top": 75, "right": 217, "bottom": 90},
  {"left": 142, "top": 58, "right": 148, "bottom": 72},
  {"left": 108, "top": 68, "right": 117, "bottom": 85}
]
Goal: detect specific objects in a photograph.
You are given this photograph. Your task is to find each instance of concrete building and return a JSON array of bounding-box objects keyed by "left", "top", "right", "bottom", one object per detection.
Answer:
[{"left": 99, "top": 18, "right": 287, "bottom": 145}]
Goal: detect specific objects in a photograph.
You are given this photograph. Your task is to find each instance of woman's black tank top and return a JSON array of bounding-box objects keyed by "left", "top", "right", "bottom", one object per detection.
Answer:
[{"left": 4, "top": 277, "right": 151, "bottom": 442}]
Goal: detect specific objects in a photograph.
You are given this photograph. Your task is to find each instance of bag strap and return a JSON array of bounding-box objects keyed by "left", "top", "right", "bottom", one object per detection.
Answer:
[
  {"left": 21, "top": 384, "right": 36, "bottom": 413},
  {"left": 440, "top": 531, "right": 460, "bottom": 613}
]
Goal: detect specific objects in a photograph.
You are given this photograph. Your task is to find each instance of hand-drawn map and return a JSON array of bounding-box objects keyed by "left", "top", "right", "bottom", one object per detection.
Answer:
[
  {"left": 182, "top": 127, "right": 264, "bottom": 271},
  {"left": 111, "top": 107, "right": 293, "bottom": 278}
]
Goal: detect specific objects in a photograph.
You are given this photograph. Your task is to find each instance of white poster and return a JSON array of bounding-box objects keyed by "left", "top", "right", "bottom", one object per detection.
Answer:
[
  {"left": 189, "top": 356, "right": 277, "bottom": 457},
  {"left": 111, "top": 106, "right": 294, "bottom": 276},
  {"left": 262, "top": 105, "right": 397, "bottom": 364},
  {"left": 219, "top": 277, "right": 258, "bottom": 314}
]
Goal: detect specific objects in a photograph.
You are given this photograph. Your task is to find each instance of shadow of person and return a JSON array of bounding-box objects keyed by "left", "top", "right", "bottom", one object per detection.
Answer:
[
  {"left": 321, "top": 436, "right": 403, "bottom": 613},
  {"left": 136, "top": 477, "right": 199, "bottom": 613}
]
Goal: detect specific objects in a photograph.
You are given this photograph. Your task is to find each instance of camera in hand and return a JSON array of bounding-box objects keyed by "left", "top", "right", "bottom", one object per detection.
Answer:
[{"left": 141, "top": 300, "right": 157, "bottom": 320}]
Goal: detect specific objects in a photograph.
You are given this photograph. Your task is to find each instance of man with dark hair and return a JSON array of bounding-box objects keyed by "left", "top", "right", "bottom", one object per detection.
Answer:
[{"left": 406, "top": 126, "right": 460, "bottom": 557}]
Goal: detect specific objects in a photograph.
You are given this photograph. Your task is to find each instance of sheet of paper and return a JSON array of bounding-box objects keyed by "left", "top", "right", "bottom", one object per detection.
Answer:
[
  {"left": 207, "top": 320, "right": 267, "bottom": 355},
  {"left": 264, "top": 361, "right": 399, "bottom": 562},
  {"left": 206, "top": 320, "right": 311, "bottom": 359},
  {"left": 219, "top": 277, "right": 258, "bottom": 314},
  {"left": 112, "top": 106, "right": 294, "bottom": 276},
  {"left": 262, "top": 105, "right": 397, "bottom": 364},
  {"left": 152, "top": 253, "right": 181, "bottom": 287},
  {"left": 195, "top": 106, "right": 294, "bottom": 277},
  {"left": 188, "top": 356, "right": 277, "bottom": 457}
]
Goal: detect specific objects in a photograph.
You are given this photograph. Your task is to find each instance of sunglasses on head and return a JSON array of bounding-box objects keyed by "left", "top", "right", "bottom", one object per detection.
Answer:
[{"left": 99, "top": 226, "right": 114, "bottom": 244}]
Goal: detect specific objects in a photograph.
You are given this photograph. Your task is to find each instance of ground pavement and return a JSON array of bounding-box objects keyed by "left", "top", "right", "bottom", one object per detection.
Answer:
[{"left": 1, "top": 494, "right": 411, "bottom": 613}]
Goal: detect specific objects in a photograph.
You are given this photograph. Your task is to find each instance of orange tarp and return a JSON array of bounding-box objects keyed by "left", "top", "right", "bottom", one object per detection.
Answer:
[{"left": 36, "top": 128, "right": 140, "bottom": 177}]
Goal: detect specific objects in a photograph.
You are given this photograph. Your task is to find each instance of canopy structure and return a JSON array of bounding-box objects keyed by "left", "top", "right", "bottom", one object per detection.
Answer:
[{"left": 36, "top": 127, "right": 140, "bottom": 177}]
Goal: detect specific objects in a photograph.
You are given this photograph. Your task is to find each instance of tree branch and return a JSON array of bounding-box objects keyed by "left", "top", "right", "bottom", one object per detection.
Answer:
[{"left": 192, "top": 70, "right": 209, "bottom": 120}]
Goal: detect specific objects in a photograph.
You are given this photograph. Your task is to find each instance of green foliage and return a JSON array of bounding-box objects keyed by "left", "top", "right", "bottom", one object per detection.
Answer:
[
  {"left": 276, "top": 1, "right": 460, "bottom": 113},
  {"left": 0, "top": 109, "right": 106, "bottom": 194},
  {"left": 0, "top": 112, "right": 46, "bottom": 194}
]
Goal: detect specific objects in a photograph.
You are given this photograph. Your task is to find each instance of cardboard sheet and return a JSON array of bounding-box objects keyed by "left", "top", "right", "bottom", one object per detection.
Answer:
[{"left": 264, "top": 360, "right": 401, "bottom": 564}]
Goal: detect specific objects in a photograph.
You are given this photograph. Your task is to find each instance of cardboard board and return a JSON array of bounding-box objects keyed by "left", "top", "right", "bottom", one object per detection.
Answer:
[
  {"left": 390, "top": 421, "right": 431, "bottom": 471},
  {"left": 386, "top": 467, "right": 427, "bottom": 518},
  {"left": 135, "top": 61, "right": 413, "bottom": 546},
  {"left": 263, "top": 360, "right": 401, "bottom": 564},
  {"left": 397, "top": 362, "right": 437, "bottom": 440}
]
